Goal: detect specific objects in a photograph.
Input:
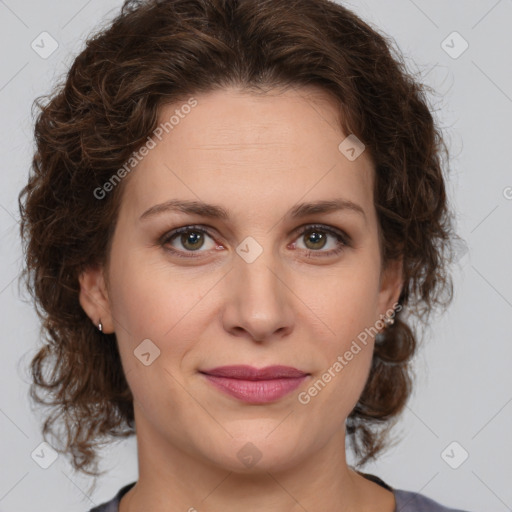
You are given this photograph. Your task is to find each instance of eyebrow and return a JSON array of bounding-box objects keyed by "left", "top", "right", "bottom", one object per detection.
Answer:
[{"left": 139, "top": 198, "right": 367, "bottom": 224}]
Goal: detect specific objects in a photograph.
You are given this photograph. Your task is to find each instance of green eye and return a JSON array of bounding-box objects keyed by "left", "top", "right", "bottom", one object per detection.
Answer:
[
  {"left": 295, "top": 224, "right": 350, "bottom": 257},
  {"left": 160, "top": 223, "right": 350, "bottom": 259}
]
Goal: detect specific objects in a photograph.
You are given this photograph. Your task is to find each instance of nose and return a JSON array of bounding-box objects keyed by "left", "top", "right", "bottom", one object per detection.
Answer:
[{"left": 221, "top": 247, "right": 295, "bottom": 343}]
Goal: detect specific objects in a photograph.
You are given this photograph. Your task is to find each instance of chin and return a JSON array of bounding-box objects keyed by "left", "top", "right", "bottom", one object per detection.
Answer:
[{"left": 203, "top": 430, "right": 309, "bottom": 475}]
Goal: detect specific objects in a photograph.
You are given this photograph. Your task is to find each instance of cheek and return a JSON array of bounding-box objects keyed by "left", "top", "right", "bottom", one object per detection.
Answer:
[
  {"left": 315, "top": 262, "right": 381, "bottom": 340},
  {"left": 300, "top": 259, "right": 380, "bottom": 405},
  {"left": 107, "top": 258, "right": 206, "bottom": 425},
  {"left": 106, "top": 249, "right": 204, "bottom": 370},
  {"left": 109, "top": 242, "right": 196, "bottom": 330},
  {"left": 300, "top": 284, "right": 377, "bottom": 423}
]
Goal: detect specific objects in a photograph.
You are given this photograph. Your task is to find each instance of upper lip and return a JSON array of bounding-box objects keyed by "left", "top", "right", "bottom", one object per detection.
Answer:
[{"left": 200, "top": 365, "right": 308, "bottom": 380}]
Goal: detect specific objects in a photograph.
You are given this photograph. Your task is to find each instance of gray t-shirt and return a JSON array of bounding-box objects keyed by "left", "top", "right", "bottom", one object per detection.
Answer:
[{"left": 88, "top": 473, "right": 472, "bottom": 511}]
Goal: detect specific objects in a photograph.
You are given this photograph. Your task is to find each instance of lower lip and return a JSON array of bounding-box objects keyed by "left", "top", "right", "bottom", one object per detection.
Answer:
[{"left": 202, "top": 374, "right": 308, "bottom": 403}]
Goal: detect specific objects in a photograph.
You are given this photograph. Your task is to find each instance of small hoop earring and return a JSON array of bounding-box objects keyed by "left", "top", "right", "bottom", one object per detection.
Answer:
[{"left": 98, "top": 319, "right": 103, "bottom": 332}]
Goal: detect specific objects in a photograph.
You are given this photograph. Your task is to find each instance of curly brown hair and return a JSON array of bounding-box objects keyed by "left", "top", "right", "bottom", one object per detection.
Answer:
[{"left": 18, "top": 0, "right": 457, "bottom": 485}]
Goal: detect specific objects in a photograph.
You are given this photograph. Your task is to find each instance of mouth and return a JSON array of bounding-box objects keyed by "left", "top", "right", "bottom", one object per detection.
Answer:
[{"left": 199, "top": 365, "right": 310, "bottom": 404}]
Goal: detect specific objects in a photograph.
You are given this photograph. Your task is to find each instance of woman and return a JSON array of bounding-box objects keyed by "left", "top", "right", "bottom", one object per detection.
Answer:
[{"left": 18, "top": 0, "right": 471, "bottom": 510}]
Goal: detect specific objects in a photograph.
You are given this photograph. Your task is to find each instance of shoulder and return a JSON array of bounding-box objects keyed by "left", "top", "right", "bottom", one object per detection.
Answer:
[
  {"left": 87, "top": 482, "right": 136, "bottom": 512},
  {"left": 394, "top": 489, "right": 472, "bottom": 512},
  {"left": 357, "top": 471, "right": 473, "bottom": 512}
]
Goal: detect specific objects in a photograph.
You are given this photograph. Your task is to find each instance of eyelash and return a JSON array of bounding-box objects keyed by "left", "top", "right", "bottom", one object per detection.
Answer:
[{"left": 160, "top": 224, "right": 351, "bottom": 259}]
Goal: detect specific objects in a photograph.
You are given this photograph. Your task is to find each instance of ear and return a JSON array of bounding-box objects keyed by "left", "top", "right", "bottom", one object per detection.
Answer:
[
  {"left": 377, "top": 256, "right": 403, "bottom": 318},
  {"left": 78, "top": 264, "right": 115, "bottom": 333}
]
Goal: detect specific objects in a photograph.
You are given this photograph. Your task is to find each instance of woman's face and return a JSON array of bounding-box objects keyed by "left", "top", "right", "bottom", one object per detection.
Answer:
[{"left": 81, "top": 86, "right": 402, "bottom": 473}]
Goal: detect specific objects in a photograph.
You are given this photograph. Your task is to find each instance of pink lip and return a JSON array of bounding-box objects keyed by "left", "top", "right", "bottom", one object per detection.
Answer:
[{"left": 200, "top": 365, "right": 309, "bottom": 404}]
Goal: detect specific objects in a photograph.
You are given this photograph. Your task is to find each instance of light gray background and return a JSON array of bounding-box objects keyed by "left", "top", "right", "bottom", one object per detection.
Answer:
[{"left": 1, "top": 1, "right": 511, "bottom": 511}]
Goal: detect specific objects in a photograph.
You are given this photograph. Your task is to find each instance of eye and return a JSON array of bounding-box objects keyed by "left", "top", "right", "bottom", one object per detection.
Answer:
[
  {"left": 160, "top": 225, "right": 218, "bottom": 257},
  {"left": 160, "top": 223, "right": 350, "bottom": 259},
  {"left": 292, "top": 224, "right": 349, "bottom": 257}
]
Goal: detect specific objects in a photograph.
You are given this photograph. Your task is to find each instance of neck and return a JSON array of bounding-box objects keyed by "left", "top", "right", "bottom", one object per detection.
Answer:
[{"left": 120, "top": 404, "right": 393, "bottom": 512}]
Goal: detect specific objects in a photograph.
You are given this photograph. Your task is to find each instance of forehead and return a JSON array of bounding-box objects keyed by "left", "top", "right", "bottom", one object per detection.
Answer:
[{"left": 119, "top": 86, "right": 375, "bottom": 223}]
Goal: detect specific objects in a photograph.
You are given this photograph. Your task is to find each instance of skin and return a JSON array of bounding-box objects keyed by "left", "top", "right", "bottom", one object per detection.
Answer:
[{"left": 79, "top": 86, "right": 402, "bottom": 512}]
